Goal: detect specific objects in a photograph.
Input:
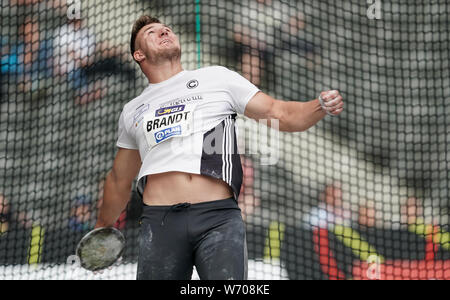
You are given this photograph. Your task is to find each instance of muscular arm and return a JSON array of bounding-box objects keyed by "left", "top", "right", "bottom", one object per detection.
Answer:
[
  {"left": 95, "top": 148, "right": 141, "bottom": 228},
  {"left": 244, "top": 91, "right": 343, "bottom": 132}
]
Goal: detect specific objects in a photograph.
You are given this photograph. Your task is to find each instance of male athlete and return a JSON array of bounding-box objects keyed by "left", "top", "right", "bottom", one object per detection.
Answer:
[{"left": 95, "top": 16, "right": 344, "bottom": 280}]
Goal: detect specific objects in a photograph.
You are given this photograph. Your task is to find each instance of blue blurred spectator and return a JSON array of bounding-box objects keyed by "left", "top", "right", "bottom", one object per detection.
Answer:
[
  {"left": 1, "top": 36, "right": 21, "bottom": 74},
  {"left": 52, "top": 18, "right": 134, "bottom": 105},
  {"left": 68, "top": 195, "right": 93, "bottom": 233},
  {"left": 52, "top": 18, "right": 101, "bottom": 104},
  {"left": 0, "top": 16, "right": 53, "bottom": 95}
]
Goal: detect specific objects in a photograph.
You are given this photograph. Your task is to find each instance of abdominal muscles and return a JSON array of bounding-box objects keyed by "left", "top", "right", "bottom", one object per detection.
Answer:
[{"left": 143, "top": 172, "right": 233, "bottom": 205}]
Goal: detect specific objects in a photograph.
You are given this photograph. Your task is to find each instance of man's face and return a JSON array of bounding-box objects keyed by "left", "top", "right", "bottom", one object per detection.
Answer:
[{"left": 134, "top": 23, "right": 181, "bottom": 64}]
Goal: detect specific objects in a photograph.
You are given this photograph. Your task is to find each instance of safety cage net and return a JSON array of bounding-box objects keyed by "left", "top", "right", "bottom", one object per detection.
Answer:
[{"left": 0, "top": 0, "right": 449, "bottom": 280}]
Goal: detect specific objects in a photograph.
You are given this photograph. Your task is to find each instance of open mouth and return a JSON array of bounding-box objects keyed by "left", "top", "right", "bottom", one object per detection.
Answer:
[{"left": 160, "top": 39, "right": 172, "bottom": 45}]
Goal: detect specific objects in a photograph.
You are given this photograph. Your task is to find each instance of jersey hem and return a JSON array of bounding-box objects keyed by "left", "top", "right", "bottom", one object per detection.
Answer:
[{"left": 116, "top": 142, "right": 139, "bottom": 150}]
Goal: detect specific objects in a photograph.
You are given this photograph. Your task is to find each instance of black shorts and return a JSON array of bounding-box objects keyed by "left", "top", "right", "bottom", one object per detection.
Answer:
[{"left": 137, "top": 197, "right": 247, "bottom": 280}]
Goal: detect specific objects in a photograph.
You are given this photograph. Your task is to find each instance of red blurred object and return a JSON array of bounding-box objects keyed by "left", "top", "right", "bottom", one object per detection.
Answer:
[
  {"left": 114, "top": 211, "right": 127, "bottom": 230},
  {"left": 313, "top": 227, "right": 346, "bottom": 280},
  {"left": 353, "top": 260, "right": 450, "bottom": 280}
]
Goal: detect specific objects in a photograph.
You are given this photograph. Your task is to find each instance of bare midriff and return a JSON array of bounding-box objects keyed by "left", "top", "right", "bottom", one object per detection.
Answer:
[{"left": 142, "top": 171, "right": 233, "bottom": 206}]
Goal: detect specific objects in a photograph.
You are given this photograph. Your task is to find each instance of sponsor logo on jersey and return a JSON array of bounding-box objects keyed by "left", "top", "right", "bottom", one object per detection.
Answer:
[
  {"left": 163, "top": 95, "right": 203, "bottom": 107},
  {"left": 186, "top": 79, "right": 199, "bottom": 89},
  {"left": 154, "top": 125, "right": 182, "bottom": 143},
  {"left": 155, "top": 105, "right": 185, "bottom": 117},
  {"left": 133, "top": 104, "right": 150, "bottom": 122}
]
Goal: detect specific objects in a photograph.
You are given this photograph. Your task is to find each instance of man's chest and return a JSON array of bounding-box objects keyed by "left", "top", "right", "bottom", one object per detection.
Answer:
[{"left": 128, "top": 91, "right": 233, "bottom": 149}]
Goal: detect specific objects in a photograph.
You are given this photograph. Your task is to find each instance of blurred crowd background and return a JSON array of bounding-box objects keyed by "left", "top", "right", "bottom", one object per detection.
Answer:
[{"left": 0, "top": 0, "right": 449, "bottom": 279}]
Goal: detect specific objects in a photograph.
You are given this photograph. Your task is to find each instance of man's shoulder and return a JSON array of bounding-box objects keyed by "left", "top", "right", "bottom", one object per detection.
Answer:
[
  {"left": 121, "top": 87, "right": 152, "bottom": 115},
  {"left": 193, "top": 66, "right": 245, "bottom": 85},
  {"left": 195, "top": 65, "right": 233, "bottom": 75}
]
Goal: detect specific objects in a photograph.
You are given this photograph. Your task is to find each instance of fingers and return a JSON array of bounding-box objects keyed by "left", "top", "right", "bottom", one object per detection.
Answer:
[
  {"left": 323, "top": 95, "right": 343, "bottom": 108},
  {"left": 92, "top": 267, "right": 111, "bottom": 276},
  {"left": 93, "top": 269, "right": 104, "bottom": 275},
  {"left": 320, "top": 90, "right": 339, "bottom": 101},
  {"left": 329, "top": 107, "right": 343, "bottom": 115},
  {"left": 115, "top": 257, "right": 124, "bottom": 266},
  {"left": 319, "top": 90, "right": 344, "bottom": 116}
]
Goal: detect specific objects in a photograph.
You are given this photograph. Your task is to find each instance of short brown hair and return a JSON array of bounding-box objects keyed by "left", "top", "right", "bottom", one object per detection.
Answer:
[{"left": 130, "top": 15, "right": 161, "bottom": 60}]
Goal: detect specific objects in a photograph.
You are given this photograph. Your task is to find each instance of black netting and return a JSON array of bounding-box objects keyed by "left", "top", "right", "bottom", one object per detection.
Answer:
[{"left": 0, "top": 0, "right": 449, "bottom": 280}]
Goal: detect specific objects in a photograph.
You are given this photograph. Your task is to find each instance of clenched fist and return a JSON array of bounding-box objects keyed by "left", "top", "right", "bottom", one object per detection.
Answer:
[{"left": 318, "top": 90, "right": 344, "bottom": 116}]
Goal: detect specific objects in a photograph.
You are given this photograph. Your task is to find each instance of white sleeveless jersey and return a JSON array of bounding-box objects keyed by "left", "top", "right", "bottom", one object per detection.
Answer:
[{"left": 116, "top": 66, "right": 260, "bottom": 200}]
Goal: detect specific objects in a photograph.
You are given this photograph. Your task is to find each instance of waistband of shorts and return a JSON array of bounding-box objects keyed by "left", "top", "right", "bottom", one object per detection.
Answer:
[{"left": 142, "top": 196, "right": 237, "bottom": 211}]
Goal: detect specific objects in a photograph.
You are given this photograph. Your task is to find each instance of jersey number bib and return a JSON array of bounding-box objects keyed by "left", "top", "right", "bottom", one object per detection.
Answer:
[{"left": 143, "top": 103, "right": 197, "bottom": 149}]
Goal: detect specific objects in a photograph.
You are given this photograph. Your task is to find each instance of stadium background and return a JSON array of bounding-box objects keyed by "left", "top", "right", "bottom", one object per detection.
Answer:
[{"left": 0, "top": 0, "right": 449, "bottom": 279}]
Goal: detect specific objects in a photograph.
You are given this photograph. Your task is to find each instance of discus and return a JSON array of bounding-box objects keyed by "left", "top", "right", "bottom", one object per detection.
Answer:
[{"left": 76, "top": 227, "right": 125, "bottom": 271}]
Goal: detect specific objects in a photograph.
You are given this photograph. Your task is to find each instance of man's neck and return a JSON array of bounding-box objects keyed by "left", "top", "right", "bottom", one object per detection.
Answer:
[{"left": 142, "top": 60, "right": 184, "bottom": 84}]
